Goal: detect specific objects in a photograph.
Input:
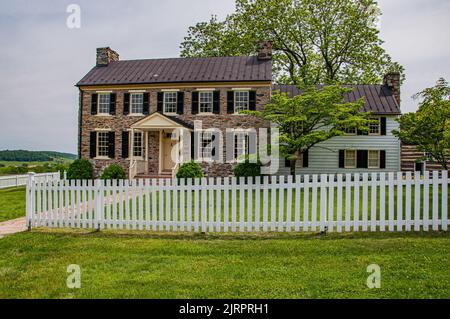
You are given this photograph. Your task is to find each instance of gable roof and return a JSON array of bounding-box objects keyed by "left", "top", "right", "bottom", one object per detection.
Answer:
[
  {"left": 131, "top": 112, "right": 194, "bottom": 130},
  {"left": 272, "top": 84, "right": 401, "bottom": 115},
  {"left": 77, "top": 56, "right": 272, "bottom": 86}
]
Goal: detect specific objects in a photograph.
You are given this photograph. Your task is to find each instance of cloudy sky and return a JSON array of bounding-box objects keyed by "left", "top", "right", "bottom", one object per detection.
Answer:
[{"left": 0, "top": 0, "right": 448, "bottom": 154}]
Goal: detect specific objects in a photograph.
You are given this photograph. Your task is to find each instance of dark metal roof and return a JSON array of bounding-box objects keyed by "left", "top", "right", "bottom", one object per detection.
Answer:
[
  {"left": 272, "top": 84, "right": 401, "bottom": 115},
  {"left": 77, "top": 56, "right": 272, "bottom": 86}
]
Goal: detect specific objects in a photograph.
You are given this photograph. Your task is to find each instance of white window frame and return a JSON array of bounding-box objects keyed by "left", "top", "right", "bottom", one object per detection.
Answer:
[
  {"left": 344, "top": 150, "right": 357, "bottom": 169},
  {"left": 369, "top": 118, "right": 381, "bottom": 136},
  {"left": 132, "top": 131, "right": 144, "bottom": 159},
  {"left": 97, "top": 93, "right": 111, "bottom": 115},
  {"left": 200, "top": 131, "right": 214, "bottom": 161},
  {"left": 199, "top": 91, "right": 214, "bottom": 114},
  {"left": 233, "top": 131, "right": 249, "bottom": 161},
  {"left": 163, "top": 91, "right": 178, "bottom": 115},
  {"left": 368, "top": 150, "right": 380, "bottom": 169},
  {"left": 234, "top": 90, "right": 249, "bottom": 114},
  {"left": 345, "top": 127, "right": 357, "bottom": 135},
  {"left": 130, "top": 93, "right": 144, "bottom": 115},
  {"left": 97, "top": 131, "right": 110, "bottom": 158}
]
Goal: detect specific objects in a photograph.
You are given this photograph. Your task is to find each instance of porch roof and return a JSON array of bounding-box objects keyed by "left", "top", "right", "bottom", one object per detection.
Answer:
[{"left": 131, "top": 111, "right": 194, "bottom": 130}]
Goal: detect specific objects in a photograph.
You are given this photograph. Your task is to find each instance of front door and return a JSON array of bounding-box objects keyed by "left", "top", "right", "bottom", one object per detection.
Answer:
[{"left": 162, "top": 133, "right": 175, "bottom": 171}]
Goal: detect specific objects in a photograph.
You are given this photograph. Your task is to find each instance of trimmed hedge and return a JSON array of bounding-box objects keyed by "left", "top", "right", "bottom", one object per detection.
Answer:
[
  {"left": 100, "top": 164, "right": 126, "bottom": 180},
  {"left": 233, "top": 160, "right": 263, "bottom": 178},
  {"left": 176, "top": 161, "right": 204, "bottom": 179},
  {"left": 67, "top": 159, "right": 93, "bottom": 180}
]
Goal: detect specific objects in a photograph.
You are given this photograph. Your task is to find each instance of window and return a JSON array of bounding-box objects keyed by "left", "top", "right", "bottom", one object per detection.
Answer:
[
  {"left": 234, "top": 91, "right": 249, "bottom": 113},
  {"left": 200, "top": 132, "right": 213, "bottom": 160},
  {"left": 133, "top": 132, "right": 143, "bottom": 158},
  {"left": 368, "top": 150, "right": 380, "bottom": 168},
  {"left": 234, "top": 132, "right": 249, "bottom": 160},
  {"left": 130, "top": 93, "right": 143, "bottom": 114},
  {"left": 97, "top": 131, "right": 109, "bottom": 157},
  {"left": 199, "top": 91, "right": 213, "bottom": 114},
  {"left": 163, "top": 92, "right": 177, "bottom": 114},
  {"left": 369, "top": 118, "right": 381, "bottom": 135},
  {"left": 98, "top": 94, "right": 110, "bottom": 114},
  {"left": 345, "top": 127, "right": 357, "bottom": 135},
  {"left": 344, "top": 150, "right": 356, "bottom": 168}
]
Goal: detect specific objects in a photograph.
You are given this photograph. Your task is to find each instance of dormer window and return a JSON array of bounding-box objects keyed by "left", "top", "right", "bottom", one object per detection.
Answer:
[
  {"left": 98, "top": 93, "right": 111, "bottom": 114},
  {"left": 163, "top": 92, "right": 178, "bottom": 114},
  {"left": 130, "top": 93, "right": 143, "bottom": 115},
  {"left": 234, "top": 91, "right": 249, "bottom": 113}
]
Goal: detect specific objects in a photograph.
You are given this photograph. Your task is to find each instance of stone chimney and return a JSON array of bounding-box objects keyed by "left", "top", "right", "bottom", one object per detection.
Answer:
[
  {"left": 383, "top": 72, "right": 401, "bottom": 106},
  {"left": 96, "top": 47, "right": 119, "bottom": 66},
  {"left": 257, "top": 40, "right": 272, "bottom": 60}
]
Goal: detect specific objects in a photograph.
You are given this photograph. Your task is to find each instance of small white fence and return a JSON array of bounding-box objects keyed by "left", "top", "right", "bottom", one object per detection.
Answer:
[
  {"left": 0, "top": 172, "right": 60, "bottom": 189},
  {"left": 26, "top": 171, "right": 448, "bottom": 233}
]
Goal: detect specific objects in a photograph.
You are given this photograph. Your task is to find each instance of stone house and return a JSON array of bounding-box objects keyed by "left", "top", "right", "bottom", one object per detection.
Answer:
[{"left": 76, "top": 43, "right": 402, "bottom": 178}]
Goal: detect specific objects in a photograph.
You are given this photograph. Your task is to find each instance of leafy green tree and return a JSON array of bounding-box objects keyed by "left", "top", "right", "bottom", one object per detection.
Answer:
[
  {"left": 244, "top": 85, "right": 369, "bottom": 175},
  {"left": 180, "top": 0, "right": 404, "bottom": 86},
  {"left": 67, "top": 159, "right": 94, "bottom": 180},
  {"left": 394, "top": 78, "right": 450, "bottom": 170}
]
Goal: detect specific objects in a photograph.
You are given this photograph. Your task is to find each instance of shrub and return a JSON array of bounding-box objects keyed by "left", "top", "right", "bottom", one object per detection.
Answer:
[
  {"left": 176, "top": 161, "right": 204, "bottom": 179},
  {"left": 67, "top": 159, "right": 93, "bottom": 180},
  {"left": 233, "top": 160, "right": 263, "bottom": 178},
  {"left": 100, "top": 164, "right": 126, "bottom": 180}
]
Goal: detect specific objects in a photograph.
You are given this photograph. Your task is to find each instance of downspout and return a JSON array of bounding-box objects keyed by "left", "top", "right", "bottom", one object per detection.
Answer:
[{"left": 78, "top": 87, "right": 83, "bottom": 159}]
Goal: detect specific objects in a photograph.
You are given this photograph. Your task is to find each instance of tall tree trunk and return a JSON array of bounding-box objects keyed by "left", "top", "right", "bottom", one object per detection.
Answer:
[{"left": 290, "top": 159, "right": 296, "bottom": 176}]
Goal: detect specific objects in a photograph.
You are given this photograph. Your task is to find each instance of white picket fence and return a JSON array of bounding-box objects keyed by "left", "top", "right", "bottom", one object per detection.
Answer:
[
  {"left": 0, "top": 172, "right": 60, "bottom": 189},
  {"left": 26, "top": 171, "right": 449, "bottom": 233}
]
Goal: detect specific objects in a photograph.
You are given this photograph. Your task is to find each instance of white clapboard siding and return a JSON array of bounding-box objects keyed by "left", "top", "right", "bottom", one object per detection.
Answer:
[{"left": 26, "top": 171, "right": 449, "bottom": 234}]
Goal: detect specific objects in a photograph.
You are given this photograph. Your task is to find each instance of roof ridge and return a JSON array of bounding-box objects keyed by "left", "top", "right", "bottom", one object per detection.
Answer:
[{"left": 112, "top": 55, "right": 257, "bottom": 63}]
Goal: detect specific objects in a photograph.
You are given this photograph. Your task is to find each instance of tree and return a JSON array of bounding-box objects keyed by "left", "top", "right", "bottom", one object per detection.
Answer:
[
  {"left": 180, "top": 0, "right": 404, "bottom": 86},
  {"left": 394, "top": 78, "right": 450, "bottom": 170},
  {"left": 244, "top": 85, "right": 370, "bottom": 175}
]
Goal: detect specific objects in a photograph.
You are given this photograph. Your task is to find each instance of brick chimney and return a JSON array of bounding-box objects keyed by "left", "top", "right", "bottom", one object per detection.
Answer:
[
  {"left": 257, "top": 40, "right": 272, "bottom": 60},
  {"left": 383, "top": 72, "right": 401, "bottom": 106},
  {"left": 96, "top": 47, "right": 119, "bottom": 66}
]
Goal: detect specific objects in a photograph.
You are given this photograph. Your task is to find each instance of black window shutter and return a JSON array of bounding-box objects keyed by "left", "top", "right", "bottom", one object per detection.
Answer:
[
  {"left": 227, "top": 91, "right": 234, "bottom": 114},
  {"left": 122, "top": 131, "right": 129, "bottom": 159},
  {"left": 357, "top": 150, "right": 368, "bottom": 169},
  {"left": 213, "top": 91, "right": 220, "bottom": 114},
  {"left": 109, "top": 93, "right": 116, "bottom": 115},
  {"left": 380, "top": 150, "right": 386, "bottom": 169},
  {"left": 380, "top": 117, "right": 387, "bottom": 135},
  {"left": 249, "top": 91, "right": 257, "bottom": 111},
  {"left": 338, "top": 150, "right": 345, "bottom": 168},
  {"left": 123, "top": 93, "right": 130, "bottom": 115},
  {"left": 302, "top": 150, "right": 309, "bottom": 168},
  {"left": 143, "top": 93, "right": 150, "bottom": 115},
  {"left": 190, "top": 132, "right": 195, "bottom": 160},
  {"left": 157, "top": 92, "right": 164, "bottom": 112},
  {"left": 191, "top": 92, "right": 199, "bottom": 115},
  {"left": 89, "top": 132, "right": 97, "bottom": 158},
  {"left": 177, "top": 92, "right": 184, "bottom": 115},
  {"left": 108, "top": 131, "right": 115, "bottom": 159},
  {"left": 91, "top": 94, "right": 98, "bottom": 115}
]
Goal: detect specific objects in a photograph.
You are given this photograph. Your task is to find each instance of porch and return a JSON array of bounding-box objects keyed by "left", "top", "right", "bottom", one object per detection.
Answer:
[{"left": 128, "top": 112, "right": 193, "bottom": 179}]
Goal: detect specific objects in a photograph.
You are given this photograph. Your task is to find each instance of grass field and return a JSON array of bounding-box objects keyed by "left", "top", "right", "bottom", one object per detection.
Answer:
[
  {"left": 0, "top": 187, "right": 25, "bottom": 222},
  {"left": 0, "top": 230, "right": 448, "bottom": 298}
]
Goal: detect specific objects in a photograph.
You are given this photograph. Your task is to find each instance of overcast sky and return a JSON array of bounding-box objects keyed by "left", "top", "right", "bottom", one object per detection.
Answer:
[{"left": 0, "top": 0, "right": 448, "bottom": 154}]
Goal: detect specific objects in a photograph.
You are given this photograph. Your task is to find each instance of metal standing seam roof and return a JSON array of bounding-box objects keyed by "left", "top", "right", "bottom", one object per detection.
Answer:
[
  {"left": 272, "top": 84, "right": 401, "bottom": 115},
  {"left": 76, "top": 56, "right": 272, "bottom": 86}
]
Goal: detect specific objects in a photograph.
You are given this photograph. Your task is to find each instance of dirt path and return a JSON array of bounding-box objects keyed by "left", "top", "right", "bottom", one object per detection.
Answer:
[{"left": 0, "top": 217, "right": 27, "bottom": 238}]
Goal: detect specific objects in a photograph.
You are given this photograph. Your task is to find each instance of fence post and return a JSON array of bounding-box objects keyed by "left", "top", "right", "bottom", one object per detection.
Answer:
[
  {"left": 26, "top": 173, "right": 35, "bottom": 230},
  {"left": 64, "top": 171, "right": 67, "bottom": 181}
]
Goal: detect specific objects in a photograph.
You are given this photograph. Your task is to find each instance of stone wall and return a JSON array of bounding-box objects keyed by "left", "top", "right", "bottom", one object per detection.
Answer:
[{"left": 79, "top": 84, "right": 271, "bottom": 177}]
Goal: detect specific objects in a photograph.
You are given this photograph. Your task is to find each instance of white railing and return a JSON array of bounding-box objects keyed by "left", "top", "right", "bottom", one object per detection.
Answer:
[
  {"left": 26, "top": 171, "right": 448, "bottom": 233},
  {"left": 0, "top": 172, "right": 60, "bottom": 189}
]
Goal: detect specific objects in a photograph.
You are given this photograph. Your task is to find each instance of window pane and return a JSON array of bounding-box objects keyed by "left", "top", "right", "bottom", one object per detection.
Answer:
[
  {"left": 164, "top": 92, "right": 177, "bottom": 113},
  {"left": 131, "top": 93, "right": 143, "bottom": 114},
  {"left": 98, "top": 94, "right": 110, "bottom": 114},
  {"left": 368, "top": 150, "right": 379, "bottom": 168},
  {"left": 133, "top": 132, "right": 143, "bottom": 157},
  {"left": 234, "top": 91, "right": 249, "bottom": 113},
  {"left": 199, "top": 92, "right": 213, "bottom": 113},
  {"left": 369, "top": 118, "right": 380, "bottom": 135},
  {"left": 234, "top": 132, "right": 249, "bottom": 160},
  {"left": 200, "top": 132, "right": 213, "bottom": 159},
  {"left": 98, "top": 132, "right": 109, "bottom": 157},
  {"left": 344, "top": 150, "right": 356, "bottom": 168}
]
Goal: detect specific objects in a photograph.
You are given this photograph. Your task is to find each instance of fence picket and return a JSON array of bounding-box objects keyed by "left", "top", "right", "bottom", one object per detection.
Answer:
[
  {"left": 442, "top": 170, "right": 448, "bottom": 231},
  {"left": 231, "top": 177, "right": 237, "bottom": 232},
  {"left": 405, "top": 172, "right": 412, "bottom": 231},
  {"left": 194, "top": 178, "right": 200, "bottom": 232},
  {"left": 278, "top": 176, "right": 285, "bottom": 232},
  {"left": 311, "top": 175, "right": 318, "bottom": 232},
  {"left": 336, "top": 174, "right": 343, "bottom": 233},
  {"left": 303, "top": 175, "right": 309, "bottom": 232},
  {"left": 208, "top": 177, "right": 214, "bottom": 232},
  {"left": 362, "top": 173, "right": 368, "bottom": 232},
  {"left": 320, "top": 174, "right": 328, "bottom": 232},
  {"left": 396, "top": 172, "right": 403, "bottom": 231},
  {"left": 118, "top": 179, "right": 124, "bottom": 229},
  {"left": 379, "top": 173, "right": 386, "bottom": 232},
  {"left": 247, "top": 177, "right": 253, "bottom": 232},
  {"left": 432, "top": 171, "right": 439, "bottom": 231},
  {"left": 328, "top": 174, "right": 334, "bottom": 232},
  {"left": 224, "top": 177, "right": 230, "bottom": 232},
  {"left": 270, "top": 176, "right": 277, "bottom": 231},
  {"left": 286, "top": 175, "right": 293, "bottom": 232},
  {"left": 353, "top": 173, "right": 360, "bottom": 232},
  {"left": 173, "top": 178, "right": 178, "bottom": 232},
  {"left": 262, "top": 176, "right": 269, "bottom": 232},
  {"left": 201, "top": 178, "right": 207, "bottom": 233},
  {"left": 165, "top": 179, "right": 171, "bottom": 231},
  {"left": 216, "top": 177, "right": 222, "bottom": 232},
  {"left": 423, "top": 171, "right": 430, "bottom": 231},
  {"left": 370, "top": 173, "right": 377, "bottom": 232},
  {"left": 254, "top": 177, "right": 260, "bottom": 232},
  {"left": 388, "top": 172, "right": 394, "bottom": 231},
  {"left": 414, "top": 171, "right": 421, "bottom": 231},
  {"left": 345, "top": 174, "right": 352, "bottom": 232},
  {"left": 239, "top": 177, "right": 245, "bottom": 232},
  {"left": 138, "top": 179, "right": 144, "bottom": 230}
]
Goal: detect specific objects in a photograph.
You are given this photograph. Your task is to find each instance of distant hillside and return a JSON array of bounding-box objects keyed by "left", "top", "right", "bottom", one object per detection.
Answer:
[{"left": 0, "top": 150, "right": 77, "bottom": 162}]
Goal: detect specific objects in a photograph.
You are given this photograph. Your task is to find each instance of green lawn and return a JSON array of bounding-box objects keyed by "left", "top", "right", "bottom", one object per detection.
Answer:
[
  {"left": 0, "top": 230, "right": 448, "bottom": 298},
  {"left": 0, "top": 187, "right": 25, "bottom": 222}
]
